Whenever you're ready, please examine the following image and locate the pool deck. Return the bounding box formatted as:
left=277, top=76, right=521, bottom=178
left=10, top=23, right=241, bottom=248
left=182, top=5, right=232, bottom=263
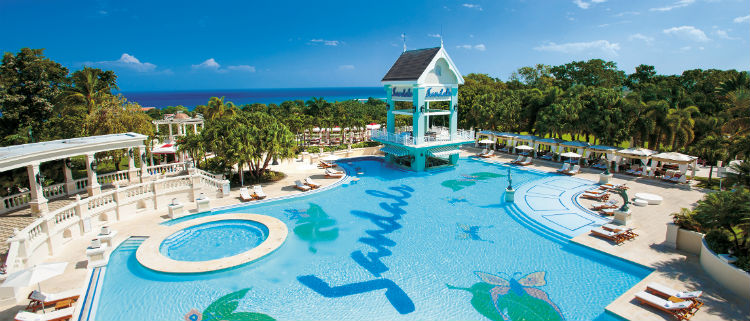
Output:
left=1, top=151, right=748, bottom=321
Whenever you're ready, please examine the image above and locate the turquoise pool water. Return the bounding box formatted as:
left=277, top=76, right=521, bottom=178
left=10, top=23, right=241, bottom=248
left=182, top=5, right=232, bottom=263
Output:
left=93, top=157, right=650, bottom=321
left=159, top=220, right=269, bottom=262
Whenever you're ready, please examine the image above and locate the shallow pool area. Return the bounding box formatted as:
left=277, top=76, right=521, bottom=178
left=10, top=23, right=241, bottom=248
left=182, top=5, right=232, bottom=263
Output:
left=91, top=157, right=651, bottom=321
left=159, top=219, right=268, bottom=262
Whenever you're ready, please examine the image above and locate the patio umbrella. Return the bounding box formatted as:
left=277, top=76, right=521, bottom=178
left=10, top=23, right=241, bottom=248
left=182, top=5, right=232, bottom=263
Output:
left=1, top=262, right=68, bottom=314
left=515, top=145, right=533, bottom=150
left=560, top=151, right=581, bottom=163
left=478, top=139, right=494, bottom=145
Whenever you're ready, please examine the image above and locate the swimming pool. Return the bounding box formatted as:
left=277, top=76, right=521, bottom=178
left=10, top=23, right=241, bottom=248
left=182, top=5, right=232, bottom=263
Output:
left=159, top=219, right=269, bottom=262
left=92, top=157, right=651, bottom=321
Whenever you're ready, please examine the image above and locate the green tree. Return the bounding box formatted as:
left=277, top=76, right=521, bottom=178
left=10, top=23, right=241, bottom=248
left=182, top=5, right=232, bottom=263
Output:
left=692, top=188, right=750, bottom=259
left=664, top=105, right=699, bottom=150
left=62, top=66, right=118, bottom=114
left=0, top=48, right=68, bottom=143
left=205, top=96, right=237, bottom=120
left=689, top=135, right=728, bottom=185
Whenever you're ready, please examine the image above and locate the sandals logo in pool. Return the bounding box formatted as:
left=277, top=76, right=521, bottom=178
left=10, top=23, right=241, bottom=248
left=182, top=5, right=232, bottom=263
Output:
left=442, top=172, right=504, bottom=191
left=448, top=271, right=564, bottom=321
left=184, top=288, right=274, bottom=321
left=285, top=203, right=339, bottom=253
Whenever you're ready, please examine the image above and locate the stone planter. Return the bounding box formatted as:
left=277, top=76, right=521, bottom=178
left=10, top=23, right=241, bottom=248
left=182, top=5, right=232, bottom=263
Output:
left=700, top=238, right=750, bottom=300
left=598, top=173, right=613, bottom=184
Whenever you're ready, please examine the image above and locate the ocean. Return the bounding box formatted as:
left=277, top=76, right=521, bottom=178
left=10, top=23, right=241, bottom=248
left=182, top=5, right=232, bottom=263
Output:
left=120, top=87, right=385, bottom=109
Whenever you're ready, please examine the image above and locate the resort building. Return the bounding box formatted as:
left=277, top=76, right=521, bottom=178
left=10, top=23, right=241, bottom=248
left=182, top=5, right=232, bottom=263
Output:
left=372, top=46, right=474, bottom=171
left=152, top=112, right=204, bottom=141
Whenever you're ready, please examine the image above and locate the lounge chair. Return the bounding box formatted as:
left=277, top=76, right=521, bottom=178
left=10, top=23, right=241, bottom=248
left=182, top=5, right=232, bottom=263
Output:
left=581, top=192, right=609, bottom=201
left=584, top=188, right=607, bottom=195
left=517, top=157, right=533, bottom=166
left=646, top=283, right=703, bottom=308
left=239, top=187, right=253, bottom=202
left=15, top=307, right=74, bottom=321
left=590, top=227, right=626, bottom=244
left=599, top=208, right=615, bottom=216
left=602, top=223, right=638, bottom=239
left=563, top=164, right=580, bottom=175
left=304, top=177, right=320, bottom=189
left=476, top=148, right=488, bottom=157
left=253, top=185, right=266, bottom=200
left=325, top=168, right=344, bottom=178
left=591, top=200, right=618, bottom=210
left=634, top=291, right=698, bottom=320
left=318, top=160, right=335, bottom=168
left=479, top=150, right=494, bottom=158
left=26, top=289, right=80, bottom=312
left=599, top=183, right=627, bottom=190
left=295, top=180, right=311, bottom=191
left=510, top=155, right=523, bottom=164
left=556, top=163, right=571, bottom=173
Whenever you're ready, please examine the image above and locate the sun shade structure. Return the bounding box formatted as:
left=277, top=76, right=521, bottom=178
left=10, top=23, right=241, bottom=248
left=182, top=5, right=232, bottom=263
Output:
left=372, top=44, right=473, bottom=171
left=428, top=146, right=460, bottom=157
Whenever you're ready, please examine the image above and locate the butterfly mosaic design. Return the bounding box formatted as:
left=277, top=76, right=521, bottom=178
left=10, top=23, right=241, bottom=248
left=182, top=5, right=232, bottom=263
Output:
left=456, top=223, right=494, bottom=243
left=284, top=208, right=310, bottom=220
left=448, top=271, right=565, bottom=321
left=185, top=288, right=275, bottom=321
left=442, top=172, right=505, bottom=191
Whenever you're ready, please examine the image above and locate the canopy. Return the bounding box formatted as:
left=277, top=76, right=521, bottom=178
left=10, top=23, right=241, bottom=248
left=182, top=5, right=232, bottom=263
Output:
left=152, top=143, right=177, bottom=154
left=380, top=145, right=409, bottom=157
left=365, top=124, right=381, bottom=130
left=477, top=139, right=494, bottom=144
left=514, top=135, right=538, bottom=143
left=560, top=151, right=581, bottom=158
left=535, top=138, right=565, bottom=146
left=332, top=127, right=341, bottom=132
left=428, top=146, right=459, bottom=157
left=588, top=145, right=618, bottom=152
left=515, top=145, right=534, bottom=150
left=616, top=148, right=656, bottom=159
left=560, top=141, right=590, bottom=148
left=650, top=152, right=695, bottom=164
left=495, top=132, right=519, bottom=138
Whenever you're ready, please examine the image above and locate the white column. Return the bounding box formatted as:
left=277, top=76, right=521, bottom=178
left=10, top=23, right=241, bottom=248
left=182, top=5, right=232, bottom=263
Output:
left=168, top=123, right=173, bottom=140
left=193, top=123, right=197, bottom=134
left=26, top=163, right=48, bottom=216
left=85, top=153, right=101, bottom=196
left=128, top=148, right=138, bottom=183
left=139, top=146, right=151, bottom=182
left=63, top=159, right=76, bottom=195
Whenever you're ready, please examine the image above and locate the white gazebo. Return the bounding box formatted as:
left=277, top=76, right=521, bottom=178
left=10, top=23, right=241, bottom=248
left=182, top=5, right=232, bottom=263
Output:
left=616, top=148, right=657, bottom=174
left=0, top=133, right=149, bottom=216
left=650, top=152, right=698, bottom=182
left=152, top=112, right=204, bottom=140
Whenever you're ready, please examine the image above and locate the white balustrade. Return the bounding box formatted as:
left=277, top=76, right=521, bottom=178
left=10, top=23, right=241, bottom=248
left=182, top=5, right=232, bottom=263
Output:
left=97, top=170, right=130, bottom=186
left=51, top=203, right=78, bottom=226
left=43, top=183, right=67, bottom=200
left=1, top=192, right=31, bottom=214
left=370, top=128, right=474, bottom=146
left=147, top=162, right=188, bottom=176
left=74, top=178, right=88, bottom=193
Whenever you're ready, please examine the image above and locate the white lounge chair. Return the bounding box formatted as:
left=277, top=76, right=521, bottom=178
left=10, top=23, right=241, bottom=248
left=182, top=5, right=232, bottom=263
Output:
left=646, top=283, right=703, bottom=302
left=15, top=307, right=75, bottom=321
left=563, top=164, right=580, bottom=175
left=517, top=157, right=533, bottom=166
left=634, top=291, right=698, bottom=320
left=295, top=180, right=311, bottom=191
left=325, top=168, right=344, bottom=178
left=479, top=150, right=494, bottom=158
left=239, top=187, right=253, bottom=201
left=305, top=177, right=320, bottom=189
left=556, top=163, right=571, bottom=173
left=476, top=148, right=488, bottom=157
left=590, top=227, right=626, bottom=244
left=511, top=155, right=523, bottom=164
left=253, top=185, right=266, bottom=199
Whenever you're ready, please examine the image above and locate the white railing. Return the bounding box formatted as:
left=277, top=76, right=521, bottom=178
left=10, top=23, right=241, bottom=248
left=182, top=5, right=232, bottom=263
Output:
left=97, top=170, right=130, bottom=186
left=43, top=183, right=67, bottom=200
left=5, top=170, right=230, bottom=281
left=74, top=178, right=88, bottom=193
left=195, top=168, right=223, bottom=180
left=146, top=162, right=188, bottom=176
left=370, top=128, right=475, bottom=146
left=1, top=193, right=31, bottom=214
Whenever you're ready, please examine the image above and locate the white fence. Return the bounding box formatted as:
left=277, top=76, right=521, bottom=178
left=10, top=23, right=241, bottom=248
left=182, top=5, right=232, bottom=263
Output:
left=1, top=169, right=228, bottom=278
left=370, top=128, right=474, bottom=146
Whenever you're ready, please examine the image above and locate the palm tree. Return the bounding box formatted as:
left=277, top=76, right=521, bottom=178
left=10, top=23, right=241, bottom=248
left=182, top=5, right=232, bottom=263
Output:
left=689, top=135, right=728, bottom=185
left=721, top=89, right=750, bottom=137
left=62, top=67, right=118, bottom=114
left=665, top=105, right=699, bottom=150
left=644, top=100, right=670, bottom=149
left=205, top=96, right=237, bottom=121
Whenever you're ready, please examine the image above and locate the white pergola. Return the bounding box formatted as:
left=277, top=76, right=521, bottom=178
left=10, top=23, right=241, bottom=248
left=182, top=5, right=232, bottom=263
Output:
left=0, top=133, right=149, bottom=216
left=152, top=113, right=204, bottom=140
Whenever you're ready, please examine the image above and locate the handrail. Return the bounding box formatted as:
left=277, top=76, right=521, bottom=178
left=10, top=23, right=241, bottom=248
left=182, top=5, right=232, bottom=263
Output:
left=43, top=183, right=67, bottom=200
left=146, top=162, right=188, bottom=176
left=370, top=128, right=474, bottom=146
left=97, top=170, right=130, bottom=186
left=0, top=192, right=31, bottom=214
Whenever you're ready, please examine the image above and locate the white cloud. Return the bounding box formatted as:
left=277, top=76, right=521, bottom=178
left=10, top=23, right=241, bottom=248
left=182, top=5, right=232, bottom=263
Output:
left=192, top=58, right=221, bottom=70
left=456, top=44, right=486, bottom=51
left=428, top=33, right=441, bottom=38
left=628, top=33, right=655, bottom=44
left=534, top=40, right=620, bottom=56
left=462, top=3, right=483, bottom=10
left=227, top=65, right=256, bottom=72
left=92, top=53, right=157, bottom=72
left=650, top=0, right=695, bottom=12
left=734, top=15, right=750, bottom=23
left=713, top=29, right=736, bottom=40
left=663, top=26, right=710, bottom=42
left=338, top=65, right=355, bottom=71
left=573, top=0, right=606, bottom=9
left=614, top=11, right=639, bottom=17
left=192, top=58, right=255, bottom=73
left=310, top=39, right=340, bottom=46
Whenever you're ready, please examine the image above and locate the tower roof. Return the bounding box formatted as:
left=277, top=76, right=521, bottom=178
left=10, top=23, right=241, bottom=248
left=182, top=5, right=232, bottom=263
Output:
left=381, top=47, right=441, bottom=81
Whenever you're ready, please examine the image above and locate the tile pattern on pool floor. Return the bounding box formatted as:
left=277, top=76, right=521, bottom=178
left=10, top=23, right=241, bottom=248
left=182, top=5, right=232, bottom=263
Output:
left=514, top=176, right=611, bottom=237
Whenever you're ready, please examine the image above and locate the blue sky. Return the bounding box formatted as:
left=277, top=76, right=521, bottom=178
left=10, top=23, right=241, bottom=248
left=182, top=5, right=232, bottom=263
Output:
left=1, top=0, right=748, bottom=91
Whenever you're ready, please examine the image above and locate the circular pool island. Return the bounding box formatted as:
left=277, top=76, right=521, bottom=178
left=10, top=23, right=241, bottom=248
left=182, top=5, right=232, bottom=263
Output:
left=136, top=214, right=287, bottom=273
